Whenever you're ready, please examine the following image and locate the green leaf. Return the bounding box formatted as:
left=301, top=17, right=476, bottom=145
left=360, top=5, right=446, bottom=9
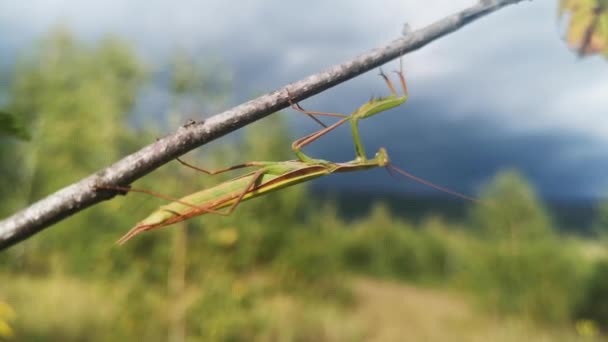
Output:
left=0, top=111, right=30, bottom=140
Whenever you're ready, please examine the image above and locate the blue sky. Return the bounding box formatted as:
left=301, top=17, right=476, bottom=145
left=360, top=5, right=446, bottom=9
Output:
left=1, top=0, right=607, bottom=199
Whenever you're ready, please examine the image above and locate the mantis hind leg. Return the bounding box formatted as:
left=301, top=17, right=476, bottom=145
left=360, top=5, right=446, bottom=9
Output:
left=116, top=201, right=237, bottom=245
left=202, top=167, right=268, bottom=217
left=113, top=168, right=269, bottom=244
left=96, top=185, right=236, bottom=244
left=175, top=159, right=275, bottom=175
left=116, top=223, right=157, bottom=245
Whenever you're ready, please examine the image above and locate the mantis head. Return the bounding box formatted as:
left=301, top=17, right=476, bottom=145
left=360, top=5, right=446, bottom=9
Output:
left=374, top=147, right=390, bottom=167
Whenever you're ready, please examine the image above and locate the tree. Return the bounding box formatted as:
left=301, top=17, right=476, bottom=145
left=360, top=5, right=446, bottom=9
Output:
left=471, top=170, right=551, bottom=241
left=467, top=171, right=582, bottom=323
left=0, top=111, right=29, bottom=140
left=1, top=27, right=145, bottom=272
left=593, top=200, right=608, bottom=239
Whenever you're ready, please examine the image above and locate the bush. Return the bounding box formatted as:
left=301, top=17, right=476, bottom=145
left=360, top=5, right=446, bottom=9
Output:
left=273, top=227, right=348, bottom=301
left=465, top=171, right=584, bottom=323
left=187, top=274, right=267, bottom=341
left=575, top=259, right=608, bottom=331
left=341, top=204, right=451, bottom=283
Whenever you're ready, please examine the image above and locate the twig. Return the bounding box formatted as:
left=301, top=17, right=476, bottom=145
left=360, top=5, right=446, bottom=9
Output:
left=0, top=0, right=531, bottom=250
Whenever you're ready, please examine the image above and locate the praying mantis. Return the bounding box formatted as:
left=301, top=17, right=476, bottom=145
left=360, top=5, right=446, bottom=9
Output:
left=100, top=62, right=478, bottom=244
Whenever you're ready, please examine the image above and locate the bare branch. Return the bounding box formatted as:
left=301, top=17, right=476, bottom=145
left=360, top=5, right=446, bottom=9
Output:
left=0, top=0, right=532, bottom=250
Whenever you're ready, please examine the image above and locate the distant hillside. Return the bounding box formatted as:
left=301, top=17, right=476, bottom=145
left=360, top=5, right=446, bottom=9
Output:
left=312, top=189, right=597, bottom=234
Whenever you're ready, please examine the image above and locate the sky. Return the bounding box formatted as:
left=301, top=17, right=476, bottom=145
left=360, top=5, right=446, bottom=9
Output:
left=1, top=0, right=607, bottom=200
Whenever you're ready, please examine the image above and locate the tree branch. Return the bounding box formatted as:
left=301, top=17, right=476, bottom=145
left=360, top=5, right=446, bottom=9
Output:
left=0, top=0, right=531, bottom=250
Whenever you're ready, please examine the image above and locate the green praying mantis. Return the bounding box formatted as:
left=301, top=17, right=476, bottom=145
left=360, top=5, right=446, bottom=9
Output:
left=100, top=62, right=478, bottom=244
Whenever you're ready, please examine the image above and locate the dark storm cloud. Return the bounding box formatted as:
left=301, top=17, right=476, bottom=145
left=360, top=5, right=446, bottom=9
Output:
left=295, top=87, right=608, bottom=200
left=1, top=0, right=607, bottom=199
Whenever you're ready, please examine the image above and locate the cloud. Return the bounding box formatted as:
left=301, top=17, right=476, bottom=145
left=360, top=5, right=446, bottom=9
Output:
left=1, top=0, right=607, bottom=198
left=305, top=98, right=608, bottom=199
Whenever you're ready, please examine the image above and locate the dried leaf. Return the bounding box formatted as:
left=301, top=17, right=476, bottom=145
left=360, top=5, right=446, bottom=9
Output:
left=560, top=0, right=608, bottom=57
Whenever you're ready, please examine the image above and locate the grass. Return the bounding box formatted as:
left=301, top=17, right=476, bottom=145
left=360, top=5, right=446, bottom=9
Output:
left=351, top=278, right=594, bottom=342
left=0, top=272, right=599, bottom=341
left=0, top=273, right=122, bottom=341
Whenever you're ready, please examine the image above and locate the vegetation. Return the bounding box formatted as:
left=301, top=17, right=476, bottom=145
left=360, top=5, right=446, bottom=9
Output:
left=1, top=28, right=607, bottom=341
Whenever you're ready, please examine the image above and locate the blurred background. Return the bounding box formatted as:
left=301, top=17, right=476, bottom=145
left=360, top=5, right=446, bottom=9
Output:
left=1, top=0, right=608, bottom=340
